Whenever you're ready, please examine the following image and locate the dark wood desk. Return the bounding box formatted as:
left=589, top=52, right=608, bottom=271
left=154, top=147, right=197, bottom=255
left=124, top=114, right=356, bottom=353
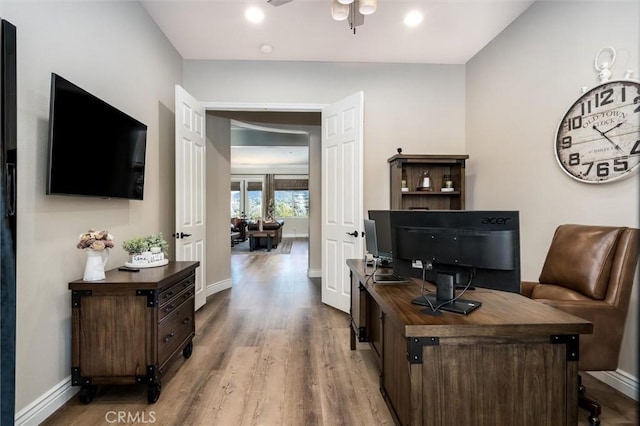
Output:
left=347, top=259, right=593, bottom=426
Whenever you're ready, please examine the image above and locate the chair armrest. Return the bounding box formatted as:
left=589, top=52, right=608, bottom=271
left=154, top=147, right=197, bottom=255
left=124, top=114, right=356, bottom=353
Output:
left=536, top=298, right=617, bottom=324
left=536, top=299, right=625, bottom=370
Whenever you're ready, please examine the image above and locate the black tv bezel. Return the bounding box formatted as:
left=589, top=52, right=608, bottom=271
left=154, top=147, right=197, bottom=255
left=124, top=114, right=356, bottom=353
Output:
left=46, top=73, right=147, bottom=200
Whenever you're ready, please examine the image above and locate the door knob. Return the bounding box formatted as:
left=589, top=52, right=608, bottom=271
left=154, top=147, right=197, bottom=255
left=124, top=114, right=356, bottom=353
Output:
left=172, top=232, right=192, bottom=239
left=346, top=230, right=359, bottom=237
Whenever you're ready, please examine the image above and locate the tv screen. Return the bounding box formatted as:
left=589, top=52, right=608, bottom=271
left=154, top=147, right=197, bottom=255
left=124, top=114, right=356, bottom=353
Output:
left=46, top=73, right=147, bottom=200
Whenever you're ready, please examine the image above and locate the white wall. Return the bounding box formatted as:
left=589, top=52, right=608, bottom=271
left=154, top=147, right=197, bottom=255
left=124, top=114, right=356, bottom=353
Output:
left=466, top=0, right=639, bottom=391
left=3, top=1, right=182, bottom=418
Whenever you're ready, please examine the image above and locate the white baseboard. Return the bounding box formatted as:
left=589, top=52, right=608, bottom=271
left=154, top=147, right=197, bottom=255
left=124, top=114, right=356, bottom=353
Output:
left=588, top=369, right=639, bottom=401
left=206, top=278, right=231, bottom=297
left=15, top=376, right=76, bottom=426
left=308, top=268, right=321, bottom=278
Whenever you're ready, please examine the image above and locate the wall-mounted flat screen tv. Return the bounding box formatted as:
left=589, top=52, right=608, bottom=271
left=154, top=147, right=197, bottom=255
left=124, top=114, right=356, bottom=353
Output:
left=46, top=73, right=147, bottom=200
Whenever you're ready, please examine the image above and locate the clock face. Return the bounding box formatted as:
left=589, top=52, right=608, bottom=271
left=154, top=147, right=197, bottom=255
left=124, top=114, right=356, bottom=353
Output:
left=555, top=80, right=640, bottom=183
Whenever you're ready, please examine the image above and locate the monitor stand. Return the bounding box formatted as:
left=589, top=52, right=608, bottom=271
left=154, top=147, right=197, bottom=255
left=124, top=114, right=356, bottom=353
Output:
left=378, top=258, right=393, bottom=268
left=411, top=294, right=482, bottom=315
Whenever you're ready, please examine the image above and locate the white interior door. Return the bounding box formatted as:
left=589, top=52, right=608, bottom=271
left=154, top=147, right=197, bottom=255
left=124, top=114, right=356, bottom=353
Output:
left=321, top=92, right=364, bottom=313
left=175, top=85, right=206, bottom=311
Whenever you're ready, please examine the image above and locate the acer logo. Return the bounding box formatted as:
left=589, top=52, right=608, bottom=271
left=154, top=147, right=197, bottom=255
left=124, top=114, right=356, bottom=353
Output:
left=481, top=217, right=511, bottom=225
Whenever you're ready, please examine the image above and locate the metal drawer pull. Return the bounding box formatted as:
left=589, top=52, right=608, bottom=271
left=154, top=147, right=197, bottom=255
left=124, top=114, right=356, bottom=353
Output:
left=182, top=316, right=192, bottom=324
left=164, top=304, right=175, bottom=313
left=164, top=291, right=175, bottom=298
left=164, top=333, right=175, bottom=343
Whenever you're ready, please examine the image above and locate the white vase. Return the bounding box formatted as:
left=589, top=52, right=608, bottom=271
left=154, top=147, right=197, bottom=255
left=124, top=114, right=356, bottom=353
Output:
left=83, top=249, right=109, bottom=281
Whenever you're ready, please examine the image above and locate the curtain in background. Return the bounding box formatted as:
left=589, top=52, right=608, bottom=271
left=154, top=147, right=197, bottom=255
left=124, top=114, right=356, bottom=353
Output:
left=274, top=178, right=309, bottom=190
left=264, top=174, right=275, bottom=218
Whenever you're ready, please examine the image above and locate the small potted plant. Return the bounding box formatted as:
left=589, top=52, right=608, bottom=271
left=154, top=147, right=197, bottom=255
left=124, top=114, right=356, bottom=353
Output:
left=145, top=233, right=169, bottom=254
left=122, top=236, right=149, bottom=256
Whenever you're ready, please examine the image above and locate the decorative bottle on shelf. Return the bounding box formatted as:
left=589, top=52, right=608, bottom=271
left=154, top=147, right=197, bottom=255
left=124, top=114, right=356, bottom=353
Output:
left=442, top=174, right=454, bottom=192
left=420, top=170, right=432, bottom=191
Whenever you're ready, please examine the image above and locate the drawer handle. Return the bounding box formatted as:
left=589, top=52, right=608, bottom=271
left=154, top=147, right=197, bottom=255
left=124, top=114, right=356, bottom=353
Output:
left=182, top=316, right=192, bottom=324
left=184, top=292, right=192, bottom=299
left=164, top=332, right=175, bottom=343
left=164, top=304, right=175, bottom=313
left=164, top=291, right=175, bottom=298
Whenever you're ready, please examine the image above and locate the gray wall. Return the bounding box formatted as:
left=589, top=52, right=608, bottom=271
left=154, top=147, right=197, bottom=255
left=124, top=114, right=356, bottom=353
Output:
left=3, top=0, right=182, bottom=416
left=184, top=61, right=467, bottom=277
left=206, top=115, right=232, bottom=288
left=466, top=1, right=639, bottom=384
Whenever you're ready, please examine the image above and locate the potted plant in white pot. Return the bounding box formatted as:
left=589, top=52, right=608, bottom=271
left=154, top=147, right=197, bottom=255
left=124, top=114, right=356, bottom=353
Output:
left=145, top=233, right=169, bottom=255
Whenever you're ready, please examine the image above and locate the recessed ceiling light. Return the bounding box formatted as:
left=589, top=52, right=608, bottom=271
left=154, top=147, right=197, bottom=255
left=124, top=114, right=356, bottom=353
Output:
left=260, top=44, right=273, bottom=54
left=404, top=11, right=424, bottom=27
left=245, top=7, right=264, bottom=23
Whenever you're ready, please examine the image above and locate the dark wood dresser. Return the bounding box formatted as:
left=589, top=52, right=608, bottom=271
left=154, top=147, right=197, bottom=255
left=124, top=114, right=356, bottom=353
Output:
left=68, top=261, right=199, bottom=403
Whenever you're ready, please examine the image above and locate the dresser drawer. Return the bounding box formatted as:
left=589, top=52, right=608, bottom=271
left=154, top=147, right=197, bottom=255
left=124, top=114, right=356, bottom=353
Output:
left=158, top=272, right=195, bottom=308
left=158, top=296, right=194, bottom=363
left=158, top=284, right=194, bottom=322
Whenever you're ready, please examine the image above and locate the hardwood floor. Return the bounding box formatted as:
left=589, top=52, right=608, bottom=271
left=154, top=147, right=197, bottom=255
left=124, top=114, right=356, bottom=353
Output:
left=42, top=238, right=638, bottom=425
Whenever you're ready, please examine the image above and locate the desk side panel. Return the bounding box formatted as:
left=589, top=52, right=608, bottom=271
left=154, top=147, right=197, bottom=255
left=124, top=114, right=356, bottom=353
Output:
left=382, top=319, right=412, bottom=425
left=421, top=341, right=566, bottom=426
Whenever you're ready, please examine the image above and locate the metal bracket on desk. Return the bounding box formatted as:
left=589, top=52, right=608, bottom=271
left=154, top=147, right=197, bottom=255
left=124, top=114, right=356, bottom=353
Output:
left=136, top=289, right=158, bottom=307
left=71, top=290, right=92, bottom=308
left=407, top=336, right=439, bottom=364
left=71, top=367, right=91, bottom=386
left=358, top=326, right=367, bottom=342
left=136, top=365, right=159, bottom=384
left=359, top=282, right=366, bottom=291
left=551, top=334, right=579, bottom=361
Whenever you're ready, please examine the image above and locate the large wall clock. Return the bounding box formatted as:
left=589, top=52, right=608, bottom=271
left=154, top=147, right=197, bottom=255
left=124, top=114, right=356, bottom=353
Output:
left=555, top=79, right=640, bottom=183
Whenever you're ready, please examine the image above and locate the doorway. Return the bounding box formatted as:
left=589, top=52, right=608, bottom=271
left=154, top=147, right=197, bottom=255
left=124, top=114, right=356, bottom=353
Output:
left=207, top=109, right=321, bottom=277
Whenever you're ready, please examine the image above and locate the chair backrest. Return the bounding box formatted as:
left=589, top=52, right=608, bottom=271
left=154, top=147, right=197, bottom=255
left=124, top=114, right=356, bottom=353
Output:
left=538, top=225, right=631, bottom=300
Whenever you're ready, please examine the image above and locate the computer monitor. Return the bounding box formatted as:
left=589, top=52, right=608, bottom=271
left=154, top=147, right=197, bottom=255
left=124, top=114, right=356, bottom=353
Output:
left=389, top=210, right=521, bottom=314
left=368, top=210, right=393, bottom=262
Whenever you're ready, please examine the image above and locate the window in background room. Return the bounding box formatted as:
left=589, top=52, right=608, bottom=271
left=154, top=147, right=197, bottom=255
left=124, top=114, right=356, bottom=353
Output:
left=246, top=180, right=263, bottom=218
left=274, top=176, right=309, bottom=218
left=230, top=180, right=241, bottom=217
left=230, top=177, right=264, bottom=219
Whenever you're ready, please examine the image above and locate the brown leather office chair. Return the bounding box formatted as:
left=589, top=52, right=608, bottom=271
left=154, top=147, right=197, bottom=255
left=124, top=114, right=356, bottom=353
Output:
left=521, top=224, right=639, bottom=426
